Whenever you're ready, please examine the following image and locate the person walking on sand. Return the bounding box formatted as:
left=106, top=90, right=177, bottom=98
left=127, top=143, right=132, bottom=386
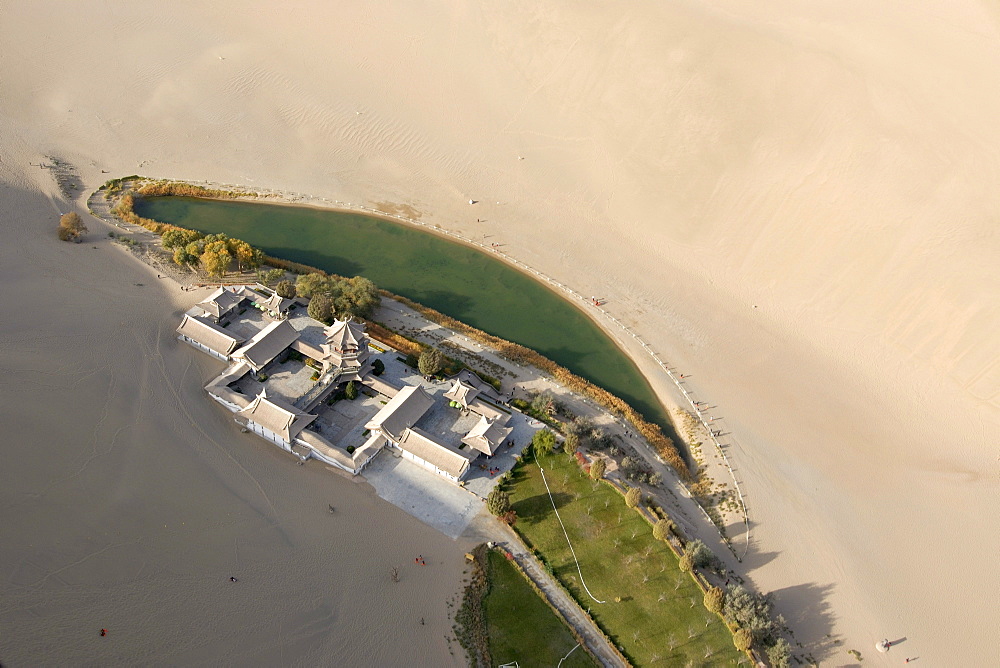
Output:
left=100, top=629, right=107, bottom=637
left=230, top=576, right=238, bottom=582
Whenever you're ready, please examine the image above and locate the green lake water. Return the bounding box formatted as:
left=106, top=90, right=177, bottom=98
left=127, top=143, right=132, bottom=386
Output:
left=136, top=197, right=672, bottom=432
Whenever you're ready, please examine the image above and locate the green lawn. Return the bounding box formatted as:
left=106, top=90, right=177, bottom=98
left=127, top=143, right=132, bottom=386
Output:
left=484, top=549, right=598, bottom=668
left=507, top=450, right=745, bottom=667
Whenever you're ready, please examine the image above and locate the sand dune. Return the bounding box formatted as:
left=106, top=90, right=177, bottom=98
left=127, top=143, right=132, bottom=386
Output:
left=2, top=0, right=998, bottom=663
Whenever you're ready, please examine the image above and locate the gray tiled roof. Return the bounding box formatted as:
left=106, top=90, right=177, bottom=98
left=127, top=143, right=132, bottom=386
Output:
left=176, top=314, right=244, bottom=356
left=236, top=390, right=316, bottom=442
left=462, top=414, right=513, bottom=456
left=364, top=385, right=434, bottom=442
left=398, top=428, right=471, bottom=479
left=232, top=319, right=299, bottom=371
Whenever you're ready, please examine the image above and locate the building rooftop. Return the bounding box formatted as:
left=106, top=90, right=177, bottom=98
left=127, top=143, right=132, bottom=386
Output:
left=232, top=318, right=300, bottom=371
left=398, top=427, right=474, bottom=479
left=462, top=414, right=513, bottom=456
left=235, top=390, right=316, bottom=442
left=365, top=385, right=435, bottom=442
left=177, top=314, right=245, bottom=356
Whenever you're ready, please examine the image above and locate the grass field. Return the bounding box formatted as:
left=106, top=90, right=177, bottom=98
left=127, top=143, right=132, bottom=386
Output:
left=506, top=449, right=745, bottom=666
left=484, top=549, right=598, bottom=668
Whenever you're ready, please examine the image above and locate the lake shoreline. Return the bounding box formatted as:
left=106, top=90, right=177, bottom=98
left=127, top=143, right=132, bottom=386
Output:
left=119, top=181, right=697, bottom=463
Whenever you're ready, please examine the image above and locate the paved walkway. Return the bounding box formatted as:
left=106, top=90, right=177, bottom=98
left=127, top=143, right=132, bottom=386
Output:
left=487, top=521, right=627, bottom=668
left=375, top=298, right=740, bottom=562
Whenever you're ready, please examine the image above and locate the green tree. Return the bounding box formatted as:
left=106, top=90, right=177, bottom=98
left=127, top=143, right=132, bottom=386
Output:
left=418, top=348, right=444, bottom=376
left=344, top=380, right=358, bottom=400
left=296, top=272, right=330, bottom=298
left=257, top=267, right=285, bottom=285
left=766, top=638, right=791, bottom=668
left=161, top=228, right=201, bottom=249
left=174, top=242, right=202, bottom=270
left=530, top=391, right=555, bottom=416
left=652, top=518, right=674, bottom=542
left=274, top=279, right=296, bottom=298
left=733, top=628, right=753, bottom=652
left=589, top=457, right=606, bottom=480
left=563, top=432, right=579, bottom=458
left=57, top=212, right=87, bottom=242
left=372, top=359, right=385, bottom=376
left=532, top=429, right=556, bottom=456
left=704, top=586, right=725, bottom=614
left=624, top=486, right=641, bottom=508
left=308, top=293, right=334, bottom=324
left=486, top=488, right=511, bottom=517
left=339, top=276, right=380, bottom=318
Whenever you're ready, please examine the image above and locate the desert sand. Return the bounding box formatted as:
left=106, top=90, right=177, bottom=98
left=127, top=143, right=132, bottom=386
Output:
left=1, top=0, right=998, bottom=664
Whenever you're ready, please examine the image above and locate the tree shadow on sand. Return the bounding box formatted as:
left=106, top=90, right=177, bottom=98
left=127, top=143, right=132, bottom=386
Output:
left=770, top=581, right=842, bottom=664
left=737, top=525, right=780, bottom=571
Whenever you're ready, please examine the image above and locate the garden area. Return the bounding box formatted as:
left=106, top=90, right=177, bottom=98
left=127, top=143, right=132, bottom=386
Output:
left=505, top=449, right=745, bottom=666
left=483, top=549, right=597, bottom=668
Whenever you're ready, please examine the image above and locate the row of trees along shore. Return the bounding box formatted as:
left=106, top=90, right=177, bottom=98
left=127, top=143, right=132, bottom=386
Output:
left=106, top=178, right=689, bottom=479
left=489, top=438, right=791, bottom=666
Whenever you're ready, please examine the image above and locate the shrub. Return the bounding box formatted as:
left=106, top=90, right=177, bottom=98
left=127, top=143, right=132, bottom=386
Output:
left=310, top=372, right=320, bottom=381
left=767, top=638, right=791, bottom=667
left=486, top=488, right=511, bottom=517
left=723, top=584, right=778, bottom=646
left=346, top=445, right=356, bottom=454
left=624, top=486, right=641, bottom=508
left=685, top=539, right=722, bottom=572
left=679, top=553, right=694, bottom=573
left=345, top=380, right=358, bottom=400
left=704, top=586, right=725, bottom=614
left=589, top=457, right=606, bottom=480
left=733, top=628, right=753, bottom=652
left=57, top=212, right=87, bottom=242
left=652, top=518, right=673, bottom=542
left=372, top=358, right=385, bottom=376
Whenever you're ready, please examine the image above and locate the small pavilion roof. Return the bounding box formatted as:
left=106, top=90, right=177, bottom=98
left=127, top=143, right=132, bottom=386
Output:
left=236, top=390, right=316, bottom=442
left=176, top=314, right=244, bottom=356
left=197, top=287, right=243, bottom=319
left=444, top=378, right=480, bottom=408
left=324, top=319, right=367, bottom=351
left=364, top=385, right=434, bottom=442
left=261, top=291, right=294, bottom=314
left=462, top=415, right=513, bottom=456
left=232, top=319, right=299, bottom=371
